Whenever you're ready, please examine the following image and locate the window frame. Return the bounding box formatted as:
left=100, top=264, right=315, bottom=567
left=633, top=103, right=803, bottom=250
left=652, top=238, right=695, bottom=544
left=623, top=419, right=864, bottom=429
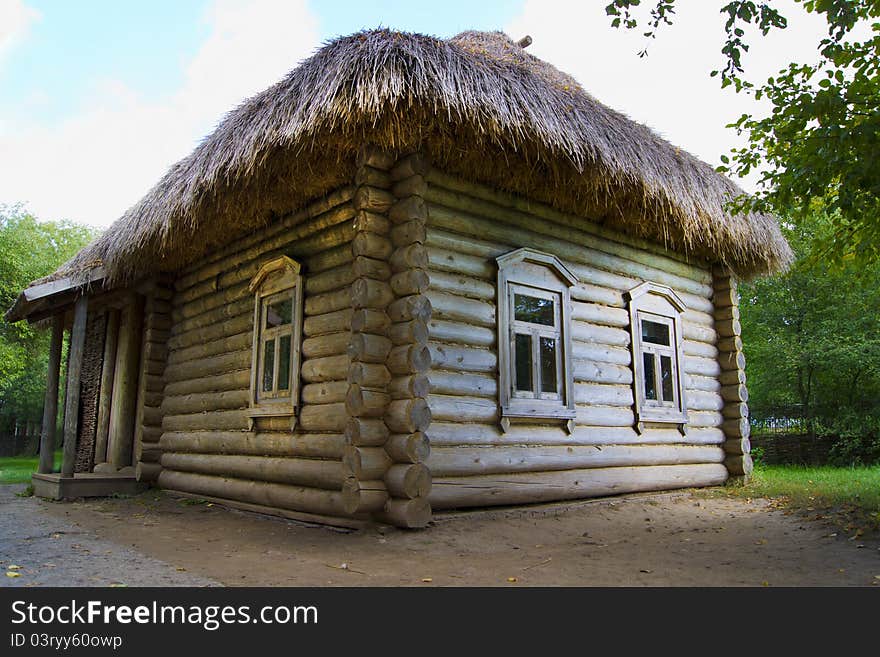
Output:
left=248, top=256, right=304, bottom=428
left=626, top=281, right=688, bottom=431
left=497, top=248, right=577, bottom=433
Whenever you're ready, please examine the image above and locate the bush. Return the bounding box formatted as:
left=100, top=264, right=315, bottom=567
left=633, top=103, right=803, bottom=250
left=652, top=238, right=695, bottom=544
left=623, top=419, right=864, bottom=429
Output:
left=818, top=413, right=880, bottom=467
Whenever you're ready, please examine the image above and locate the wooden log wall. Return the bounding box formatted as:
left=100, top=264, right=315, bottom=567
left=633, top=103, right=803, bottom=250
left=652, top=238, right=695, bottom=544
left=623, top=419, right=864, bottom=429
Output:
left=341, top=147, right=395, bottom=521
left=134, top=279, right=173, bottom=484
left=712, top=268, right=753, bottom=481
left=422, top=169, right=729, bottom=509
left=157, top=186, right=358, bottom=524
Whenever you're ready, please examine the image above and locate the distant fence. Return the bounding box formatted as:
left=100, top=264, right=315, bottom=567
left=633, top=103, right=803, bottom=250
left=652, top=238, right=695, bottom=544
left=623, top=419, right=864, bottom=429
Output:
left=0, top=420, right=41, bottom=458
left=749, top=432, right=833, bottom=465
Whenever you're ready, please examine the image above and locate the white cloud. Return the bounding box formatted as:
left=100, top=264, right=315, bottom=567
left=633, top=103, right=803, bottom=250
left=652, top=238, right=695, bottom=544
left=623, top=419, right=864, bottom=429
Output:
left=505, top=0, right=829, bottom=190
left=0, top=0, right=319, bottom=227
left=0, top=0, right=39, bottom=67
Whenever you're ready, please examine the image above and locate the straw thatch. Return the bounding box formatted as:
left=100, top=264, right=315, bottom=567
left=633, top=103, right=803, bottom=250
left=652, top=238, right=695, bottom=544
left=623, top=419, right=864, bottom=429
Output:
left=51, top=29, right=792, bottom=286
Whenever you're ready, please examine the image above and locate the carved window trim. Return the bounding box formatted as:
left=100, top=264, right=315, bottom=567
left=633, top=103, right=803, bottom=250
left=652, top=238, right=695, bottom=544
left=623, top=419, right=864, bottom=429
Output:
left=248, top=256, right=304, bottom=428
left=626, top=281, right=688, bottom=432
left=497, top=248, right=577, bottom=433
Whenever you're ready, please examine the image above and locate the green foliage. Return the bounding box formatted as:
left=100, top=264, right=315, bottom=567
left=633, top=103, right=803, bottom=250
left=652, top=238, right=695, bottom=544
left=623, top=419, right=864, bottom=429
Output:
left=0, top=205, right=98, bottom=428
left=606, top=0, right=880, bottom=264
left=739, top=211, right=880, bottom=464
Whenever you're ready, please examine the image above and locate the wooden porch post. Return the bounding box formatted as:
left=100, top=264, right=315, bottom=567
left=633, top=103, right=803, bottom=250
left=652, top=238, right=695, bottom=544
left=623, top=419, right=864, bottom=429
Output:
left=93, top=308, right=119, bottom=465
left=60, top=296, right=88, bottom=477
left=38, top=315, right=64, bottom=473
left=108, top=295, right=144, bottom=469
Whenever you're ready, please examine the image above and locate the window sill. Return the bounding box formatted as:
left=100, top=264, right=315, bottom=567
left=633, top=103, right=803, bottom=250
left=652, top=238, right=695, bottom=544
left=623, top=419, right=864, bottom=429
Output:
left=246, top=405, right=297, bottom=430
left=500, top=404, right=576, bottom=434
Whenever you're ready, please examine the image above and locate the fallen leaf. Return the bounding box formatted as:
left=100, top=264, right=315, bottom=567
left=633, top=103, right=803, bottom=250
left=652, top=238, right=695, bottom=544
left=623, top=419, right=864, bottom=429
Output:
left=176, top=567, right=187, bottom=572
left=507, top=577, right=517, bottom=583
left=6, top=572, right=21, bottom=578
left=421, top=578, right=433, bottom=583
left=761, top=581, right=769, bottom=587
left=639, top=569, right=653, bottom=574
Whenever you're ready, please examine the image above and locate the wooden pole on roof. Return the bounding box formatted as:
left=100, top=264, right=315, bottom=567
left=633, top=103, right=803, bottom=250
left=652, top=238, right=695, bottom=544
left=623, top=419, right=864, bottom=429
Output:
left=37, top=314, right=63, bottom=473
left=60, top=296, right=88, bottom=477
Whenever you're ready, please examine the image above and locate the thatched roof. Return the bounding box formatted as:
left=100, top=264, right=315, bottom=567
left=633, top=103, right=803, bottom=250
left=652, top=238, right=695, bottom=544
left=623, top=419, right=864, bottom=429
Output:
left=43, top=29, right=793, bottom=289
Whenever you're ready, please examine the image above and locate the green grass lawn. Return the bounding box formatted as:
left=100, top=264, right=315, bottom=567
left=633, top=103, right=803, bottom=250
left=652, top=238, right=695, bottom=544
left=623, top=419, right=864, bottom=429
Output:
left=730, top=464, right=880, bottom=533
left=0, top=452, right=61, bottom=484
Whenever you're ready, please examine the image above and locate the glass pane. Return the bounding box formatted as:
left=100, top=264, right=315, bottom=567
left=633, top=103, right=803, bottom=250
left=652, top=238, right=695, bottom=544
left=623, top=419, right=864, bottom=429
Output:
left=278, top=335, right=292, bottom=391
left=660, top=355, right=675, bottom=402
left=643, top=352, right=657, bottom=400
left=540, top=337, right=558, bottom=394
left=514, top=294, right=555, bottom=326
left=262, top=339, right=275, bottom=392
left=514, top=333, right=533, bottom=392
left=641, top=319, right=670, bottom=346
left=266, top=298, right=293, bottom=328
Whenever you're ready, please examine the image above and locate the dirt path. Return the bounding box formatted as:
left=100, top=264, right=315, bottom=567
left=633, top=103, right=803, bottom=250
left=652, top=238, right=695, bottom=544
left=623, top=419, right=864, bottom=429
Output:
left=2, top=483, right=878, bottom=586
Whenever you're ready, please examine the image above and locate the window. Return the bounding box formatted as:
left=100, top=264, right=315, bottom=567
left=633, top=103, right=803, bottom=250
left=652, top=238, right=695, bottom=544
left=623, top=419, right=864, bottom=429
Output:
left=248, top=256, right=304, bottom=427
left=497, top=248, right=577, bottom=432
left=626, top=282, right=688, bottom=430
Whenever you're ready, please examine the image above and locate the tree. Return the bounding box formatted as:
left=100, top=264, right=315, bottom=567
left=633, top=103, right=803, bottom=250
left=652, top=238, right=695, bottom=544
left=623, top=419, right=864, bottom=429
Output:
left=606, top=1, right=880, bottom=264
left=739, top=210, right=880, bottom=464
left=0, top=205, right=98, bottom=429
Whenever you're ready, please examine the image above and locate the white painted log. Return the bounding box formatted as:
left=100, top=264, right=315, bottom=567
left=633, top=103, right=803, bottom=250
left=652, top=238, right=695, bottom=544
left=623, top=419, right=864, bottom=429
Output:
left=683, top=339, right=718, bottom=359
left=574, top=383, right=633, bottom=406
left=426, top=421, right=724, bottom=447
left=684, top=356, right=722, bottom=378
left=686, top=390, right=725, bottom=412
left=428, top=269, right=494, bottom=300
left=427, top=444, right=725, bottom=477
left=573, top=360, right=633, bottom=385
left=429, top=463, right=728, bottom=509
left=687, top=410, right=724, bottom=428
left=572, top=342, right=631, bottom=366
left=428, top=371, right=497, bottom=398
left=686, top=374, right=721, bottom=393
left=429, top=394, right=499, bottom=423
left=426, top=290, right=494, bottom=327
left=158, top=469, right=347, bottom=517
left=428, top=319, right=494, bottom=347
left=575, top=405, right=635, bottom=427
left=426, top=245, right=495, bottom=279
left=428, top=343, right=496, bottom=373
left=570, top=321, right=629, bottom=347
left=571, top=301, right=629, bottom=327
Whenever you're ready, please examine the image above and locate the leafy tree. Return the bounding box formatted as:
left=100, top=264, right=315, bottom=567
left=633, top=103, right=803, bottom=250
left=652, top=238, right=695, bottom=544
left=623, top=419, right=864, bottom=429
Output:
left=606, top=0, right=880, bottom=264
left=739, top=211, right=880, bottom=464
left=0, top=205, right=98, bottom=430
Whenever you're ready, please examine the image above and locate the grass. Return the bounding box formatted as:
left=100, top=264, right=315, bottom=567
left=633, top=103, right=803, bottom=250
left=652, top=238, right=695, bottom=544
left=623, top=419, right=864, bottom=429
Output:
left=726, top=463, right=880, bottom=533
left=0, top=452, right=61, bottom=484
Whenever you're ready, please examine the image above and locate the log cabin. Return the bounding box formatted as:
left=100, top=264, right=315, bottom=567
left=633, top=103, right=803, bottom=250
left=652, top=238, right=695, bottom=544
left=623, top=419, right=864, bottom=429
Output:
left=5, top=30, right=791, bottom=528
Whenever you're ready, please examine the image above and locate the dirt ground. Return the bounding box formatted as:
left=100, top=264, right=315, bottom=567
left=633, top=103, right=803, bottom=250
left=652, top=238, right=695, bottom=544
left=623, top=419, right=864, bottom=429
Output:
left=2, top=483, right=878, bottom=587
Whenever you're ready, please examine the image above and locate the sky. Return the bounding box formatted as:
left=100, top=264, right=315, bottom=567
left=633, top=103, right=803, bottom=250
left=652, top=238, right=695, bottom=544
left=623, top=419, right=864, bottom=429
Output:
left=0, top=0, right=830, bottom=229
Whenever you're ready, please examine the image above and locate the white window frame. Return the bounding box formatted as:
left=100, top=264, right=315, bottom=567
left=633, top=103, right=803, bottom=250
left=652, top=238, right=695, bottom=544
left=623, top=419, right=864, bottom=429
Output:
left=248, top=256, right=304, bottom=429
left=626, top=281, right=688, bottom=432
left=497, top=248, right=577, bottom=433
